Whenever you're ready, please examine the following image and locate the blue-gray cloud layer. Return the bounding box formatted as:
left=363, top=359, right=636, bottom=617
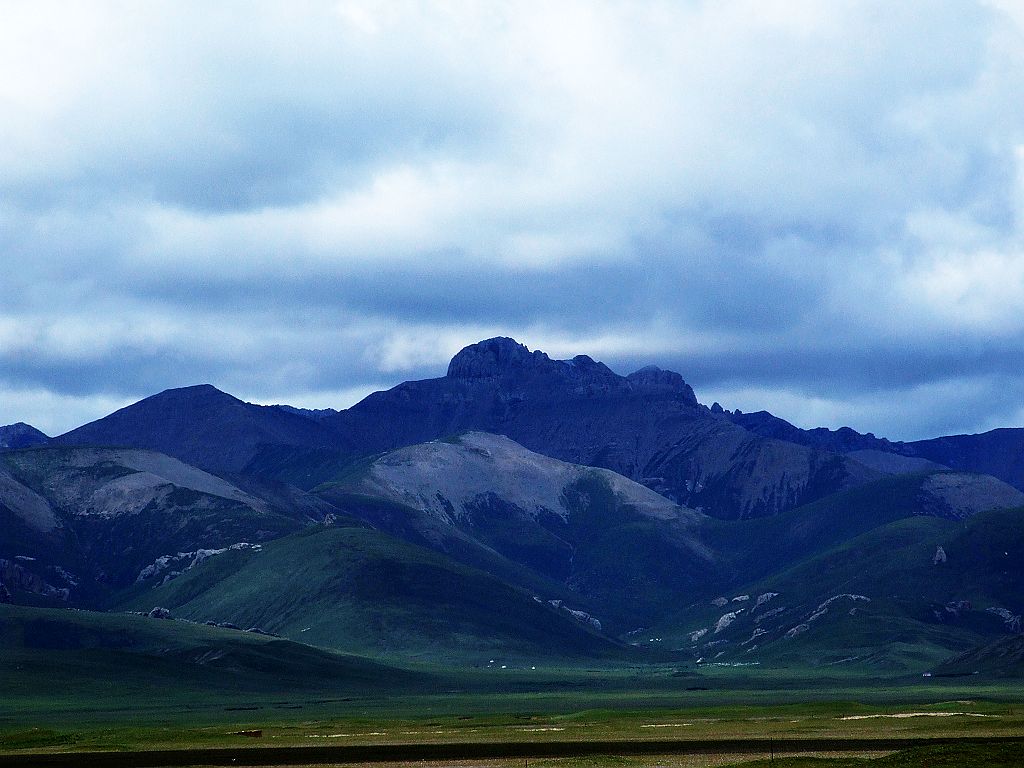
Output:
left=2, top=1, right=1024, bottom=439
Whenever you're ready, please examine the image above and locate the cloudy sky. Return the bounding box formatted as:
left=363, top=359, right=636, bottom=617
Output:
left=3, top=1, right=1024, bottom=440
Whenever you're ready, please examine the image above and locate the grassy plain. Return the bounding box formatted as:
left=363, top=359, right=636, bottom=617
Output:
left=1, top=604, right=1022, bottom=766
left=3, top=662, right=1023, bottom=753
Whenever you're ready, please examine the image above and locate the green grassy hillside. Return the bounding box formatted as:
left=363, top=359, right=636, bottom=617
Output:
left=660, top=506, right=1024, bottom=670
left=118, top=524, right=626, bottom=663
left=933, top=633, right=1024, bottom=677
left=701, top=471, right=1022, bottom=588
left=0, top=603, right=429, bottom=717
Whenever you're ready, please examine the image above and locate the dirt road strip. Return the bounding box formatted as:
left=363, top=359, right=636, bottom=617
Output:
left=1, top=736, right=1023, bottom=767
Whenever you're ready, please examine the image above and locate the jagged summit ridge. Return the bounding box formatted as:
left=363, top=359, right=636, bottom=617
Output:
left=446, top=337, right=550, bottom=379
left=626, top=365, right=696, bottom=401
left=446, top=337, right=697, bottom=402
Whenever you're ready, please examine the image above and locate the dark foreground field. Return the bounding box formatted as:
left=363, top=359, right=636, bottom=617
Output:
left=0, top=738, right=1022, bottom=768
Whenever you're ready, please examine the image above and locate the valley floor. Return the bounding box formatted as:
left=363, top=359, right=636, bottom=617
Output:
left=2, top=674, right=1023, bottom=765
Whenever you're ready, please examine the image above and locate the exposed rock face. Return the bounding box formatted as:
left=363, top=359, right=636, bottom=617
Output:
left=743, top=627, right=767, bottom=645
left=755, top=606, right=786, bottom=624
left=136, top=543, right=262, bottom=584
left=917, top=473, right=1024, bottom=519
left=0, top=447, right=300, bottom=593
left=0, top=559, right=68, bottom=601
left=447, top=337, right=552, bottom=380
left=786, top=623, right=810, bottom=638
left=0, top=467, right=58, bottom=532
left=986, top=607, right=1022, bottom=633
left=0, top=582, right=11, bottom=603
left=147, top=606, right=172, bottom=619
left=328, top=431, right=714, bottom=628
left=941, top=600, right=972, bottom=620
left=715, top=609, right=744, bottom=633
left=625, top=366, right=698, bottom=402
left=933, top=546, right=947, bottom=565
left=357, top=432, right=694, bottom=527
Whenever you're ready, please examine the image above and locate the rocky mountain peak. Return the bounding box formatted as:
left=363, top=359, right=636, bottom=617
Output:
left=626, top=365, right=698, bottom=404
left=445, top=338, right=698, bottom=404
left=446, top=337, right=550, bottom=380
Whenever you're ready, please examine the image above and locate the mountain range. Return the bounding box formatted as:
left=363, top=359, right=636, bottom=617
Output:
left=2, top=337, right=1022, bottom=672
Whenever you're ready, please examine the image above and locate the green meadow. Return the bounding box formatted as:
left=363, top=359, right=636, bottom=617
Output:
left=2, top=604, right=1022, bottom=766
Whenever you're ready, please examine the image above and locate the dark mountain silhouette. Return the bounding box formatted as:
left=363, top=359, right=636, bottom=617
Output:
left=52, top=339, right=882, bottom=519
left=0, top=423, right=50, bottom=450
left=42, top=338, right=1024, bottom=520
left=55, top=385, right=345, bottom=473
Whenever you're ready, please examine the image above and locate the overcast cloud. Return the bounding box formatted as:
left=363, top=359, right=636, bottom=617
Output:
left=2, top=0, right=1024, bottom=439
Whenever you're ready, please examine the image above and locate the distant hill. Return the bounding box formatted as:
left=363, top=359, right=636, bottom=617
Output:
left=0, top=423, right=50, bottom=450
left=44, top=341, right=889, bottom=521
left=272, top=404, right=341, bottom=421
left=0, top=603, right=428, bottom=701
left=933, top=633, right=1024, bottom=677
left=6, top=336, right=1024, bottom=674
left=655, top=484, right=1024, bottom=670
left=55, top=384, right=346, bottom=474
left=728, top=410, right=1024, bottom=491
left=120, top=524, right=625, bottom=663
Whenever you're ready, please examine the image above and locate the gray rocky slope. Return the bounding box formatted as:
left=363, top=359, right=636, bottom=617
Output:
left=728, top=409, right=1024, bottom=491
left=0, top=446, right=315, bottom=602
left=323, top=431, right=1024, bottom=633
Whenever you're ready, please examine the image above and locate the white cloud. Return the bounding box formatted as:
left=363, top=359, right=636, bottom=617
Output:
left=0, top=386, right=133, bottom=437
left=2, top=1, right=1024, bottom=439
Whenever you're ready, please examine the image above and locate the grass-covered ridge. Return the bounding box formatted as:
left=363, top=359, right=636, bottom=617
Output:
left=117, top=524, right=624, bottom=662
